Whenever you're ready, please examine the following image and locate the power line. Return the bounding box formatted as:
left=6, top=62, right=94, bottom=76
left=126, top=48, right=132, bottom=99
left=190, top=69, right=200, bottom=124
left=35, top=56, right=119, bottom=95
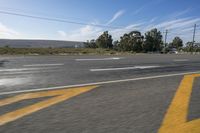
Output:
left=0, top=6, right=92, bottom=22
left=0, top=10, right=123, bottom=29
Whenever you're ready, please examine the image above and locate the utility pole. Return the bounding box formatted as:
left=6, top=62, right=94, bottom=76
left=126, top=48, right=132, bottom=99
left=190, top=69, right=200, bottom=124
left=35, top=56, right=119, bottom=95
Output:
left=164, top=30, right=168, bottom=48
left=192, top=24, right=197, bottom=54
left=163, top=30, right=168, bottom=53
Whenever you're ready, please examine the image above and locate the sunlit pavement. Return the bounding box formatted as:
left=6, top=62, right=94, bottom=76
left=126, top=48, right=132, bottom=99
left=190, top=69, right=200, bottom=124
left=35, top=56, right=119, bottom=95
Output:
left=0, top=55, right=200, bottom=133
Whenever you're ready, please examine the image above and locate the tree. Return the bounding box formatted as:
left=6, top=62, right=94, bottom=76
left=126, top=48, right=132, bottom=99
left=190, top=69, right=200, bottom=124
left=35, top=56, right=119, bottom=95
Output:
left=96, top=31, right=113, bottom=49
left=118, top=33, right=132, bottom=51
left=185, top=42, right=193, bottom=52
left=144, top=28, right=163, bottom=52
left=118, top=31, right=144, bottom=52
left=172, top=37, right=183, bottom=49
left=84, top=39, right=97, bottom=48
left=113, top=40, right=120, bottom=51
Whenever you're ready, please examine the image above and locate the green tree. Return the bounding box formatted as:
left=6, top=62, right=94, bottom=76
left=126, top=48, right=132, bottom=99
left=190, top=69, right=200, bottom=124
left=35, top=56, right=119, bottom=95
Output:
left=118, top=31, right=143, bottom=52
left=113, top=40, right=120, bottom=51
left=185, top=42, right=193, bottom=52
left=84, top=39, right=97, bottom=48
left=172, top=36, right=183, bottom=49
left=118, top=33, right=131, bottom=51
left=144, top=28, right=163, bottom=52
left=96, top=31, right=113, bottom=49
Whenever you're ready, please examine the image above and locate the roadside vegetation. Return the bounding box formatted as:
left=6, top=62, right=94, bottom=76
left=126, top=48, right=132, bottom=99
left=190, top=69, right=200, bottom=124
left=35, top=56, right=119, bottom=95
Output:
left=85, top=28, right=200, bottom=53
left=0, top=47, right=131, bottom=55
left=0, top=28, right=199, bottom=55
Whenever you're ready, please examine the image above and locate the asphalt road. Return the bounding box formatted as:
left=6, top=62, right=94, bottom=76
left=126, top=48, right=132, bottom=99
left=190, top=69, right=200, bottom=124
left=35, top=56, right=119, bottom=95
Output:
left=0, top=54, right=200, bottom=133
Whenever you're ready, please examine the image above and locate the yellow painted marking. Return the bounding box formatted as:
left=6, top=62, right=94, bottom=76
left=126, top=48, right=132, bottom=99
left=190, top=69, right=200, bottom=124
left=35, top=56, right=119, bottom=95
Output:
left=0, top=86, right=97, bottom=126
left=158, top=74, right=200, bottom=133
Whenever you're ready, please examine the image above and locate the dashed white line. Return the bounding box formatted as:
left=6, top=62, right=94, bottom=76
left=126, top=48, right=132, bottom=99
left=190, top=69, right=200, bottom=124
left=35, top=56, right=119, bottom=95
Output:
left=0, top=67, right=57, bottom=74
left=1, top=70, right=199, bottom=96
left=0, top=68, right=42, bottom=72
left=173, top=59, right=189, bottom=62
left=76, top=57, right=121, bottom=61
left=90, top=66, right=160, bottom=72
left=0, top=70, right=57, bottom=75
left=23, top=64, right=64, bottom=67
left=0, top=77, right=32, bottom=86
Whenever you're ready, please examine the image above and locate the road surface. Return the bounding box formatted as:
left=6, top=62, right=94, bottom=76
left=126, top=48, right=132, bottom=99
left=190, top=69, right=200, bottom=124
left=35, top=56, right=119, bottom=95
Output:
left=0, top=54, right=199, bottom=133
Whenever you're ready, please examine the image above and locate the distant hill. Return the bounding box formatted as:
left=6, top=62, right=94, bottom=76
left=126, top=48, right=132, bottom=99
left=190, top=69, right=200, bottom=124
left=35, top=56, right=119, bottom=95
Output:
left=0, top=39, right=85, bottom=48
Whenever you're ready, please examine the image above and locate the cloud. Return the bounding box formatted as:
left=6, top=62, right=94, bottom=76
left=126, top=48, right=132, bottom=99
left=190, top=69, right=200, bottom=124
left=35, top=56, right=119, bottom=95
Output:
left=57, top=22, right=144, bottom=42
left=109, top=23, right=143, bottom=40
left=169, top=8, right=191, bottom=19
left=145, top=18, right=191, bottom=30
left=57, top=15, right=200, bottom=44
left=106, top=10, right=125, bottom=25
left=132, top=7, right=145, bottom=15
left=143, top=17, right=200, bottom=43
left=0, top=22, right=20, bottom=38
left=57, top=30, right=67, bottom=37
left=59, top=21, right=103, bottom=41
left=132, top=0, right=166, bottom=16
left=150, top=17, right=157, bottom=23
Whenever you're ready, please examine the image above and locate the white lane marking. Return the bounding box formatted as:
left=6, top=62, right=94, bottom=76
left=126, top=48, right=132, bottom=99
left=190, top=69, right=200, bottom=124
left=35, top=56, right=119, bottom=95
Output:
left=90, top=66, right=160, bottom=72
left=173, top=59, right=189, bottom=62
left=0, top=68, right=43, bottom=72
left=76, top=57, right=121, bottom=61
left=0, top=70, right=200, bottom=96
left=0, top=77, right=32, bottom=86
left=23, top=64, right=64, bottom=67
left=0, top=70, right=57, bottom=75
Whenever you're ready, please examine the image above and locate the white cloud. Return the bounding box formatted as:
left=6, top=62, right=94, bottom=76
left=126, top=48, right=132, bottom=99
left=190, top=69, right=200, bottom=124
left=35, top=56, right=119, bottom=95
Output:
left=150, top=17, right=157, bottom=23
left=60, top=23, right=103, bottom=41
left=106, top=10, right=125, bottom=25
left=147, top=18, right=190, bottom=30
left=109, top=23, right=143, bottom=40
left=143, top=17, right=200, bottom=43
left=131, top=0, right=166, bottom=16
left=132, top=7, right=144, bottom=15
left=58, top=22, right=143, bottom=42
left=168, top=18, right=200, bottom=29
left=57, top=16, right=200, bottom=43
left=147, top=17, right=199, bottom=32
left=57, top=30, right=67, bottom=37
left=0, top=22, right=20, bottom=38
left=169, top=8, right=191, bottom=19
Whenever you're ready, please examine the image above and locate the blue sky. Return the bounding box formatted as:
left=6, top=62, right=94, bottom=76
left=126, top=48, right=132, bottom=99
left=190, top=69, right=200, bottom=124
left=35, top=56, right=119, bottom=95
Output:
left=0, top=0, right=199, bottom=43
